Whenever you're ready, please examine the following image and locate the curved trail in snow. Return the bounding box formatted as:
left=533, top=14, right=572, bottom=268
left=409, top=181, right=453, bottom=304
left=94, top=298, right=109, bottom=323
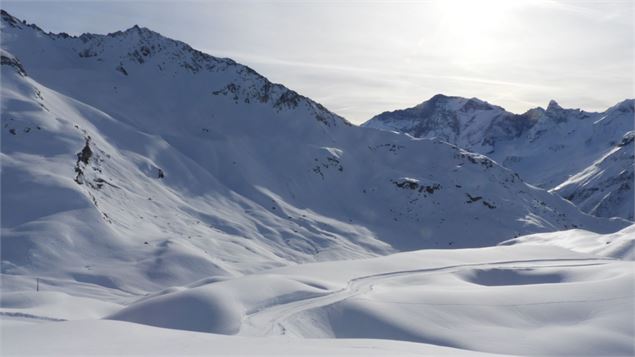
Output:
left=238, top=257, right=612, bottom=337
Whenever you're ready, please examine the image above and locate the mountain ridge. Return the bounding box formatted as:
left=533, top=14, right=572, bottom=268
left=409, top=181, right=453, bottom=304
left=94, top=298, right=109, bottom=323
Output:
left=1, top=10, right=628, bottom=294
left=0, top=9, right=350, bottom=131
left=363, top=94, right=634, bottom=220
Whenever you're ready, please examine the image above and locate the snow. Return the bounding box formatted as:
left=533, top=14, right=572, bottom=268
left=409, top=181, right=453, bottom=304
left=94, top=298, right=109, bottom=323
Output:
left=1, top=10, right=633, bottom=356
left=2, top=238, right=633, bottom=356
left=552, top=131, right=634, bottom=221
left=2, top=320, right=499, bottom=356
left=363, top=95, right=635, bottom=221
left=502, top=224, right=635, bottom=260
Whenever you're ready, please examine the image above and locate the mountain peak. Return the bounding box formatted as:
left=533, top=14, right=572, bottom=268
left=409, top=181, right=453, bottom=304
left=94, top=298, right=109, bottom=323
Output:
left=418, top=94, right=463, bottom=109
left=1, top=9, right=20, bottom=25
left=413, top=93, right=452, bottom=108
left=1, top=9, right=44, bottom=33
left=547, top=100, right=563, bottom=112
left=429, top=93, right=450, bottom=101
left=123, top=24, right=158, bottom=37
left=99, top=24, right=163, bottom=42
left=420, top=94, right=496, bottom=113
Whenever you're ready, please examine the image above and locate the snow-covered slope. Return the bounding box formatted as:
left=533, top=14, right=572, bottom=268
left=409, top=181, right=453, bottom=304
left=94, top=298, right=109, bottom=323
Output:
left=501, top=224, right=635, bottom=260
left=2, top=320, right=497, bottom=356
left=363, top=95, right=635, bottom=220
left=553, top=131, right=634, bottom=221
left=1, top=10, right=628, bottom=293
left=3, top=229, right=633, bottom=356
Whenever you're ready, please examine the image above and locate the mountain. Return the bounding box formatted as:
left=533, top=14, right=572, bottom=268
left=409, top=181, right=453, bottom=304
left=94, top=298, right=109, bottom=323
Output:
left=1, top=11, right=633, bottom=356
left=363, top=94, right=635, bottom=220
left=363, top=94, right=513, bottom=151
left=553, top=131, right=634, bottom=221
left=0, top=10, right=627, bottom=294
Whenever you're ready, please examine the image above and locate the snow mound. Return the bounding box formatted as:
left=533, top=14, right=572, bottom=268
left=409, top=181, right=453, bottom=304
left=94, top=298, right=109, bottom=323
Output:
left=3, top=231, right=633, bottom=356
left=107, top=273, right=334, bottom=334
left=501, top=224, right=635, bottom=260
left=108, top=287, right=243, bottom=334
left=263, top=244, right=634, bottom=355
left=98, top=241, right=635, bottom=356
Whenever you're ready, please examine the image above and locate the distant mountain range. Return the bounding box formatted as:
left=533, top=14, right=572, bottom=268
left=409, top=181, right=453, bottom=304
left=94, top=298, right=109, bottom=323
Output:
left=1, top=10, right=627, bottom=291
left=364, top=94, right=634, bottom=221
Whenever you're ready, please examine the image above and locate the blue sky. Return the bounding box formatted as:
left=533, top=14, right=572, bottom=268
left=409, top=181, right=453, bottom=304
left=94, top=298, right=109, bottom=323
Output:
left=3, top=0, right=633, bottom=123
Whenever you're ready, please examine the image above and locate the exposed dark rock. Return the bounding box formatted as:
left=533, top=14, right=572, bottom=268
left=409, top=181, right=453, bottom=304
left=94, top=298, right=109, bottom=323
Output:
left=393, top=178, right=441, bottom=195
left=273, top=90, right=301, bottom=110
left=116, top=64, right=128, bottom=76
left=466, top=193, right=482, bottom=203
left=77, top=138, right=93, bottom=164
left=74, top=137, right=93, bottom=184
left=482, top=200, right=496, bottom=209
left=1, top=55, right=27, bottom=76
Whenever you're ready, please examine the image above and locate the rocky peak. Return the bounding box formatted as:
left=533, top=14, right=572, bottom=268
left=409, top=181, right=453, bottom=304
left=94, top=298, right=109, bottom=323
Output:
left=1, top=9, right=44, bottom=33
left=0, top=9, right=20, bottom=27
left=543, top=99, right=589, bottom=122
left=546, top=100, right=563, bottom=112
left=107, top=24, right=162, bottom=40
left=1, top=10, right=347, bottom=129
left=429, top=93, right=450, bottom=103
left=419, top=94, right=496, bottom=113
left=462, top=98, right=496, bottom=112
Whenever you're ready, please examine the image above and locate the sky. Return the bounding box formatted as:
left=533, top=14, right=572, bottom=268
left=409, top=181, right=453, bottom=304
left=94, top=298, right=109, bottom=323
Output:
left=3, top=0, right=633, bottom=124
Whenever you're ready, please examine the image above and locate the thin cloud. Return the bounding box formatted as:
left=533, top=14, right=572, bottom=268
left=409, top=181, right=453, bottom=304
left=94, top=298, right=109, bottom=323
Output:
left=4, top=0, right=631, bottom=123
left=206, top=49, right=555, bottom=90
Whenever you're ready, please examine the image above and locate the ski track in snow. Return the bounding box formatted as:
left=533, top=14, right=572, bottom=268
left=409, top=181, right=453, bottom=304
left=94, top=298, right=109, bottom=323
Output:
left=239, top=257, right=615, bottom=337
left=0, top=312, right=67, bottom=322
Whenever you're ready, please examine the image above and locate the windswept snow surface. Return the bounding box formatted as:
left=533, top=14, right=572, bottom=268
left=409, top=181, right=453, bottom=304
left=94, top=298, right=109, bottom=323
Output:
left=2, top=232, right=634, bottom=356
left=2, top=320, right=500, bottom=356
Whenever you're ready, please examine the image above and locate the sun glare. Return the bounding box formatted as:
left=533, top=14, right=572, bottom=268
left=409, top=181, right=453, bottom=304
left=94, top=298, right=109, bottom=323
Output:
left=432, top=0, right=527, bottom=65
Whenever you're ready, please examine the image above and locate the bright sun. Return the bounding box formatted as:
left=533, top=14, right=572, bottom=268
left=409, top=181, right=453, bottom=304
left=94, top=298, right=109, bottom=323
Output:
left=432, top=0, right=527, bottom=65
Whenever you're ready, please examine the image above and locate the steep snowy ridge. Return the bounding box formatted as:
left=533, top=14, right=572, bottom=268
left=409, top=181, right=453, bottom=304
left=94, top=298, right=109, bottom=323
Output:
left=0, top=10, right=347, bottom=131
left=553, top=131, right=634, bottom=221
left=364, top=94, right=635, bottom=220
